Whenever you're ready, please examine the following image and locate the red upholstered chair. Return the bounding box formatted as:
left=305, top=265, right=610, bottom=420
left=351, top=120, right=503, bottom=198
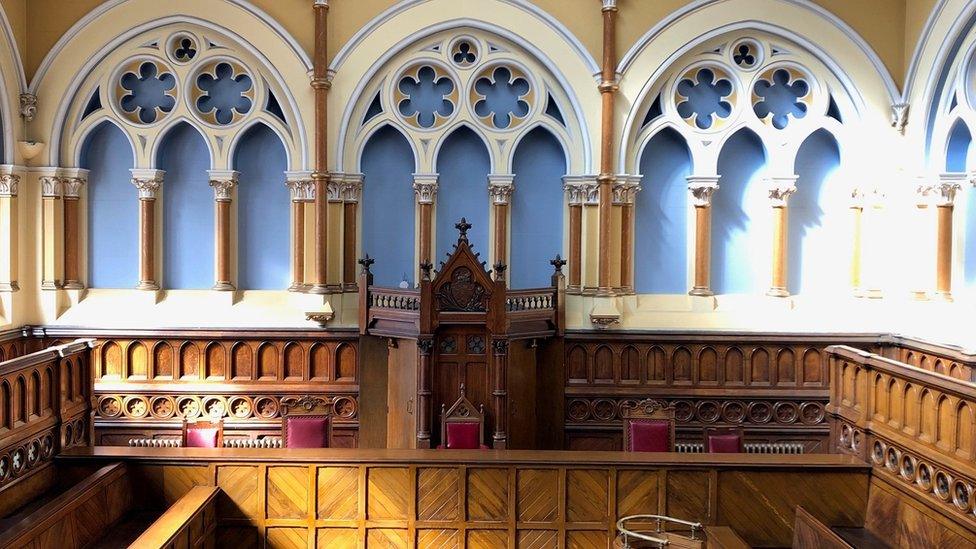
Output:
left=621, top=399, right=675, bottom=452
left=438, top=384, right=488, bottom=450
left=182, top=420, right=223, bottom=448
left=704, top=427, right=745, bottom=453
left=281, top=396, right=332, bottom=449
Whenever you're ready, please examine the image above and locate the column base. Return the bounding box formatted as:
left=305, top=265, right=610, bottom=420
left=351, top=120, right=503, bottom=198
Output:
left=934, top=290, right=954, bottom=302
left=41, top=280, right=60, bottom=290
left=689, top=286, right=713, bottom=297
left=766, top=287, right=790, bottom=298
left=136, top=281, right=160, bottom=291
left=62, top=280, right=84, bottom=290
left=306, top=283, right=331, bottom=295
left=212, top=282, right=236, bottom=291
left=0, top=282, right=19, bottom=292
left=595, top=287, right=616, bottom=297
left=288, top=283, right=308, bottom=292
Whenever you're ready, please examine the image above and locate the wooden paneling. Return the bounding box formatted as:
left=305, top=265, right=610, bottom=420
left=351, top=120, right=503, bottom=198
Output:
left=129, top=486, right=218, bottom=549
left=59, top=446, right=870, bottom=548
left=877, top=335, right=976, bottom=382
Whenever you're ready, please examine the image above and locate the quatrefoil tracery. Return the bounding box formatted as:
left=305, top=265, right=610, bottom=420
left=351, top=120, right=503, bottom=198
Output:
left=394, top=64, right=458, bottom=130
left=752, top=67, right=812, bottom=129
left=192, top=59, right=255, bottom=126
left=115, top=59, right=177, bottom=125
left=471, top=64, right=534, bottom=130
left=674, top=66, right=736, bottom=131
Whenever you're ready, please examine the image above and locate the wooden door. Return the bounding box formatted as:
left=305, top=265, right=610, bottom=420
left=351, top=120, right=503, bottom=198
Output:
left=432, top=326, right=491, bottom=447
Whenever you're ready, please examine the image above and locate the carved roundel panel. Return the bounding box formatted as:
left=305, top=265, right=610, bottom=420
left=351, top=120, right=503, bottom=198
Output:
left=673, top=65, right=737, bottom=131
left=470, top=64, right=535, bottom=131
left=167, top=32, right=199, bottom=65
left=113, top=57, right=177, bottom=125
left=189, top=58, right=255, bottom=127
left=729, top=38, right=763, bottom=71
left=449, top=36, right=480, bottom=69
left=394, top=62, right=458, bottom=130
left=751, top=65, right=813, bottom=129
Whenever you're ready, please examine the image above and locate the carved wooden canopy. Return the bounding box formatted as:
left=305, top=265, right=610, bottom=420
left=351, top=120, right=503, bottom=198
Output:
left=431, top=218, right=496, bottom=314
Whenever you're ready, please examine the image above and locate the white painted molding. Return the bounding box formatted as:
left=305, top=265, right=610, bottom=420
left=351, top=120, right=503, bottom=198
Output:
left=0, top=3, right=27, bottom=92
left=903, top=0, right=952, bottom=102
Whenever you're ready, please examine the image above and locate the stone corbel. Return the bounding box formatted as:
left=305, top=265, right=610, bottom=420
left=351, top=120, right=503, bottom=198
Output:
left=413, top=173, right=439, bottom=204
left=19, top=93, right=36, bottom=122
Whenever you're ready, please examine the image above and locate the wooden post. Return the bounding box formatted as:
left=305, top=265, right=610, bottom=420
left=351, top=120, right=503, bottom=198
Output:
left=416, top=337, right=433, bottom=449
left=0, top=167, right=21, bottom=292
left=934, top=174, right=964, bottom=301
left=130, top=169, right=164, bottom=290
left=491, top=338, right=509, bottom=449
left=563, top=177, right=587, bottom=292
left=614, top=176, right=640, bottom=293
left=766, top=176, right=797, bottom=298
left=596, top=0, right=618, bottom=296
left=688, top=176, right=719, bottom=296
left=414, top=174, right=438, bottom=268
left=286, top=171, right=314, bottom=291
left=308, top=0, right=331, bottom=294
left=489, top=175, right=514, bottom=269
left=342, top=174, right=363, bottom=291
left=60, top=169, right=87, bottom=290
left=208, top=170, right=238, bottom=291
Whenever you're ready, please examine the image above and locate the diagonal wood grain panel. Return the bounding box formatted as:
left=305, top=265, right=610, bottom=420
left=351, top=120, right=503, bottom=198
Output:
left=367, top=528, right=409, bottom=548
left=566, top=530, right=608, bottom=549
left=418, top=467, right=460, bottom=521
left=467, top=468, right=509, bottom=522
left=467, top=529, right=509, bottom=549
left=162, top=465, right=210, bottom=506
left=567, top=469, right=609, bottom=523
left=616, top=470, right=658, bottom=518
left=217, top=465, right=259, bottom=520
left=367, top=467, right=410, bottom=520
left=217, top=527, right=259, bottom=549
left=517, top=530, right=558, bottom=549
left=268, top=466, right=309, bottom=519
left=316, top=528, right=359, bottom=548
left=666, top=471, right=709, bottom=524
left=417, top=529, right=460, bottom=549
left=318, top=466, right=360, bottom=520
left=266, top=527, right=308, bottom=549
left=517, top=469, right=558, bottom=523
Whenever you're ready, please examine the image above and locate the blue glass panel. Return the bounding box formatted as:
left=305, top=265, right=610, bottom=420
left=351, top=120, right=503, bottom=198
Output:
left=946, top=120, right=972, bottom=172
left=713, top=129, right=767, bottom=294
left=81, top=122, right=137, bottom=288
left=82, top=89, right=102, bottom=120
left=435, top=127, right=490, bottom=265
left=966, top=188, right=976, bottom=287
left=234, top=124, right=289, bottom=290
left=789, top=129, right=843, bottom=294
left=362, top=125, right=416, bottom=286
left=511, top=127, right=566, bottom=288
left=158, top=123, right=213, bottom=289
left=635, top=127, right=691, bottom=293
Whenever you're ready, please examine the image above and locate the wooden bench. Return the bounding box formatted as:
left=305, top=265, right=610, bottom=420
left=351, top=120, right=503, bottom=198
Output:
left=128, top=486, right=219, bottom=549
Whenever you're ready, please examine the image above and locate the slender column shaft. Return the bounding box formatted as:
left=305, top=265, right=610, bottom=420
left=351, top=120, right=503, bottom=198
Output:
left=39, top=173, right=63, bottom=290
left=491, top=339, right=508, bottom=449
left=308, top=0, right=331, bottom=294
left=766, top=177, right=797, bottom=298
left=286, top=173, right=313, bottom=291
left=489, top=175, right=514, bottom=268
left=132, top=170, right=163, bottom=290
left=209, top=171, right=238, bottom=291
left=0, top=169, right=20, bottom=292
left=613, top=177, right=639, bottom=293
left=417, top=338, right=433, bottom=449
left=688, top=176, right=718, bottom=296
left=60, top=170, right=86, bottom=289
left=568, top=204, right=582, bottom=289
left=934, top=176, right=964, bottom=300
left=596, top=1, right=618, bottom=295
left=343, top=202, right=357, bottom=287
left=850, top=191, right=864, bottom=296
left=414, top=174, right=438, bottom=269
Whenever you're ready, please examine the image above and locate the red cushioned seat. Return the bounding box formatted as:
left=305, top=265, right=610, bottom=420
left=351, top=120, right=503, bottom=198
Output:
left=706, top=432, right=744, bottom=453
left=445, top=421, right=481, bottom=449
left=185, top=427, right=219, bottom=448
left=628, top=419, right=670, bottom=452
left=285, top=416, right=330, bottom=448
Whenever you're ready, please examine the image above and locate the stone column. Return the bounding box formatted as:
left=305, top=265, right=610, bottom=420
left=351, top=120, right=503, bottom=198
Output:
left=614, top=175, right=641, bottom=293
left=488, top=174, right=514, bottom=268
left=596, top=0, right=619, bottom=297
left=60, top=169, right=88, bottom=290
left=130, top=169, right=164, bottom=290
left=766, top=176, right=798, bottom=297
left=308, top=0, right=331, bottom=295
left=38, top=169, right=63, bottom=290
left=413, top=174, right=438, bottom=267
left=563, top=176, right=599, bottom=293
left=341, top=174, right=363, bottom=291
left=935, top=173, right=965, bottom=300
left=688, top=175, right=720, bottom=296
left=0, top=166, right=21, bottom=292
left=208, top=170, right=238, bottom=291
left=285, top=171, right=314, bottom=291
left=849, top=189, right=865, bottom=297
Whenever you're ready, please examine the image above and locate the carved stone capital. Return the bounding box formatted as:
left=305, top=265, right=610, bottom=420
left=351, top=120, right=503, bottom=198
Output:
left=601, top=0, right=618, bottom=11
left=0, top=166, right=22, bottom=197
left=60, top=168, right=89, bottom=198
left=766, top=176, right=798, bottom=207
left=341, top=173, right=364, bottom=203
left=19, top=93, right=36, bottom=122
left=488, top=174, right=515, bottom=205
left=37, top=169, right=62, bottom=198
left=326, top=178, right=344, bottom=202
left=686, top=175, right=720, bottom=207
left=130, top=168, right=165, bottom=199
left=935, top=173, right=967, bottom=206
left=563, top=175, right=599, bottom=205
left=208, top=170, right=239, bottom=201
left=285, top=171, right=315, bottom=202
left=413, top=173, right=439, bottom=204
left=612, top=175, right=642, bottom=205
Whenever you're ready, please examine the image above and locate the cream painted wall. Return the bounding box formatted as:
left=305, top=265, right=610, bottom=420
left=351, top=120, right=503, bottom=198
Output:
left=904, top=0, right=939, bottom=80
left=0, top=0, right=24, bottom=66
left=18, top=0, right=910, bottom=87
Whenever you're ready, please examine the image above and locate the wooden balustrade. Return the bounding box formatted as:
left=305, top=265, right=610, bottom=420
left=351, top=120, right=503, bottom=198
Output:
left=876, top=334, right=976, bottom=382
left=0, top=338, right=93, bottom=498
left=827, top=344, right=976, bottom=534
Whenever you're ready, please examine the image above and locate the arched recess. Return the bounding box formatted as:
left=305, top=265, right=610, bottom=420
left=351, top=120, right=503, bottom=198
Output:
left=635, top=126, right=691, bottom=293
left=511, top=126, right=566, bottom=288
left=157, top=122, right=212, bottom=289
left=790, top=128, right=845, bottom=295
left=81, top=121, right=138, bottom=288
left=435, top=127, right=490, bottom=263
left=713, top=128, right=768, bottom=294
left=361, top=125, right=416, bottom=287
left=233, top=123, right=289, bottom=290
left=946, top=119, right=972, bottom=172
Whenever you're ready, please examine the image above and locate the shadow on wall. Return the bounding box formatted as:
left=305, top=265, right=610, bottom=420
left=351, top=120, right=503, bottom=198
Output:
left=511, top=126, right=565, bottom=288
left=635, top=127, right=691, bottom=294
left=713, top=128, right=767, bottom=294
left=362, top=125, right=416, bottom=287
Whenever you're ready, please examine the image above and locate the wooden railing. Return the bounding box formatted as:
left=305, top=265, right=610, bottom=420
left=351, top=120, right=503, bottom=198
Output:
left=876, top=334, right=976, bottom=382
left=827, top=345, right=976, bottom=528
left=368, top=287, right=422, bottom=311
left=505, top=288, right=555, bottom=311
left=130, top=486, right=219, bottom=549
left=0, top=338, right=94, bottom=494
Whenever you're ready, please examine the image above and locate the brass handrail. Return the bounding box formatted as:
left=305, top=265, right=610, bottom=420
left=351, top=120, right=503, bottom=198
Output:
left=615, top=514, right=704, bottom=548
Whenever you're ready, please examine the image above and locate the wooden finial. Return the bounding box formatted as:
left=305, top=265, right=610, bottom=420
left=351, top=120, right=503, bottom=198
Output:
left=358, top=254, right=374, bottom=274
left=455, top=217, right=472, bottom=240
left=550, top=254, right=567, bottom=273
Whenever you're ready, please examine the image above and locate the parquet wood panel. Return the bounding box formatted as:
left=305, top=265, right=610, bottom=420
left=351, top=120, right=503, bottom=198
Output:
left=266, top=527, right=308, bottom=549
left=267, top=466, right=308, bottom=519
left=417, top=529, right=460, bottom=548
left=567, top=469, right=609, bottom=523
left=517, top=529, right=558, bottom=549
left=517, top=469, right=558, bottom=523
left=317, top=466, right=359, bottom=520
left=316, top=528, right=358, bottom=548
left=466, top=528, right=509, bottom=548
left=566, top=530, right=608, bottom=549
left=418, top=467, right=460, bottom=521
left=666, top=471, right=710, bottom=524
left=616, top=470, right=659, bottom=518
left=367, top=467, right=409, bottom=520
left=367, top=528, right=409, bottom=548
left=467, top=468, right=509, bottom=522
left=216, top=465, right=259, bottom=520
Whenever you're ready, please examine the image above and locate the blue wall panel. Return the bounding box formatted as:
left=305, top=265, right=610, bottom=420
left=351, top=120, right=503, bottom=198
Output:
left=947, top=120, right=972, bottom=172
left=234, top=124, right=289, bottom=290
left=362, top=125, right=416, bottom=287
left=158, top=122, right=213, bottom=289
left=435, top=127, right=490, bottom=264
left=511, top=127, right=565, bottom=288
left=82, top=122, right=137, bottom=288
left=966, top=187, right=976, bottom=288
left=713, top=129, right=768, bottom=294
left=790, top=129, right=843, bottom=294
left=635, top=128, right=691, bottom=293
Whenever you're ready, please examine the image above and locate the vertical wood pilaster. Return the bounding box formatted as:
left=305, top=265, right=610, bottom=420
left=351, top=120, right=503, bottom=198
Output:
left=417, top=337, right=433, bottom=449
left=491, top=339, right=509, bottom=449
